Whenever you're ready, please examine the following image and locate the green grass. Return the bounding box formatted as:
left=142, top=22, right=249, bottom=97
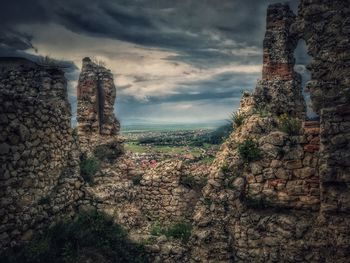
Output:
left=238, top=139, right=262, bottom=163
left=149, top=221, right=192, bottom=244
left=80, top=155, right=101, bottom=184
left=229, top=111, right=245, bottom=128
left=165, top=222, right=192, bottom=243
left=278, top=113, right=301, bottom=135
left=125, top=143, right=203, bottom=157
left=221, top=163, right=231, bottom=174
left=125, top=143, right=149, bottom=153
left=253, top=105, right=270, bottom=117
left=150, top=221, right=163, bottom=237
left=0, top=210, right=148, bottom=263
left=199, top=156, right=215, bottom=164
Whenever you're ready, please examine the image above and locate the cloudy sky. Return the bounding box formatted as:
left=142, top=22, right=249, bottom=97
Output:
left=1, top=0, right=303, bottom=127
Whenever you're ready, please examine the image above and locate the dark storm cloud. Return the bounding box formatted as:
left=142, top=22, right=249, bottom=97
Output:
left=1, top=0, right=300, bottom=124
left=1, top=0, right=298, bottom=64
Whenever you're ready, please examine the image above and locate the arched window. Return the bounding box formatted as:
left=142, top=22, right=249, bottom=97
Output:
left=294, top=39, right=319, bottom=120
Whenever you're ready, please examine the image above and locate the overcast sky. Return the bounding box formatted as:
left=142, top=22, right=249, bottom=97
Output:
left=0, top=0, right=302, bottom=126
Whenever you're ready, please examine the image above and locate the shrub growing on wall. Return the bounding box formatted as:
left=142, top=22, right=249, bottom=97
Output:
left=165, top=221, right=192, bottom=243
left=80, top=155, right=100, bottom=184
left=238, top=139, right=262, bottom=163
left=150, top=221, right=192, bottom=244
left=278, top=113, right=301, bottom=135
left=229, top=111, right=246, bottom=128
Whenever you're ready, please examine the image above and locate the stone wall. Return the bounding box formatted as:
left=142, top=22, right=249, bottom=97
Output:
left=255, top=4, right=306, bottom=118
left=293, top=0, right=350, bottom=214
left=319, top=105, right=350, bottom=213
left=139, top=161, right=205, bottom=223
left=77, top=57, right=122, bottom=154
left=77, top=158, right=209, bottom=262
left=190, top=1, right=350, bottom=262
left=0, top=58, right=82, bottom=249
left=79, top=157, right=209, bottom=226
left=244, top=121, right=320, bottom=210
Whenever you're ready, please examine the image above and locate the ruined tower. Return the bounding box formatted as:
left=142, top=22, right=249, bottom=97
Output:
left=77, top=57, right=122, bottom=154
left=254, top=4, right=306, bottom=118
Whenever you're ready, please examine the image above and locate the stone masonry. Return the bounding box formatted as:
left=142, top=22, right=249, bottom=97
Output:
left=190, top=2, right=350, bottom=262
left=77, top=57, right=122, bottom=154
left=294, top=0, right=350, bottom=214
left=255, top=4, right=306, bottom=118
left=0, top=0, right=349, bottom=261
left=0, top=58, right=82, bottom=249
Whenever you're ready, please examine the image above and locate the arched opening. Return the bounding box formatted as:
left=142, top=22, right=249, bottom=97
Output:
left=293, top=39, right=319, bottom=120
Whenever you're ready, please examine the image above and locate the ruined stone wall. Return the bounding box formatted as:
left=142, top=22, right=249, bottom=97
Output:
left=190, top=2, right=350, bottom=262
left=76, top=158, right=208, bottom=262
left=244, top=121, right=320, bottom=210
left=0, top=59, right=82, bottom=249
left=255, top=4, right=306, bottom=118
left=79, top=158, right=209, bottom=226
left=77, top=57, right=122, bottom=154
left=319, top=106, right=350, bottom=213
left=293, top=0, right=350, bottom=214
left=139, top=161, right=204, bottom=223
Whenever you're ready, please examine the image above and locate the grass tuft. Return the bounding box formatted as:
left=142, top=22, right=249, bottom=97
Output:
left=229, top=112, right=246, bottom=128
left=278, top=113, right=301, bottom=135
left=80, top=155, right=100, bottom=184
left=238, top=139, right=262, bottom=163
left=149, top=220, right=192, bottom=244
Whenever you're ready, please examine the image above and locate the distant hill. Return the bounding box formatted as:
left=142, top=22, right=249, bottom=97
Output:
left=121, top=120, right=226, bottom=132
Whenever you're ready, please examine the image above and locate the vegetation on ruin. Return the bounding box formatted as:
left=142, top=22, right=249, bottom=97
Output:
left=0, top=210, right=148, bottom=263
left=278, top=113, right=301, bottom=135
left=150, top=221, right=192, bottom=243
left=238, top=139, right=262, bottom=163
left=221, top=163, right=231, bottom=174
left=80, top=155, right=101, bottom=184
left=132, top=175, right=143, bottom=185
left=37, top=196, right=50, bottom=205
left=277, top=147, right=285, bottom=158
left=229, top=111, right=246, bottom=128
left=198, top=156, right=215, bottom=164
left=253, top=105, right=270, bottom=117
